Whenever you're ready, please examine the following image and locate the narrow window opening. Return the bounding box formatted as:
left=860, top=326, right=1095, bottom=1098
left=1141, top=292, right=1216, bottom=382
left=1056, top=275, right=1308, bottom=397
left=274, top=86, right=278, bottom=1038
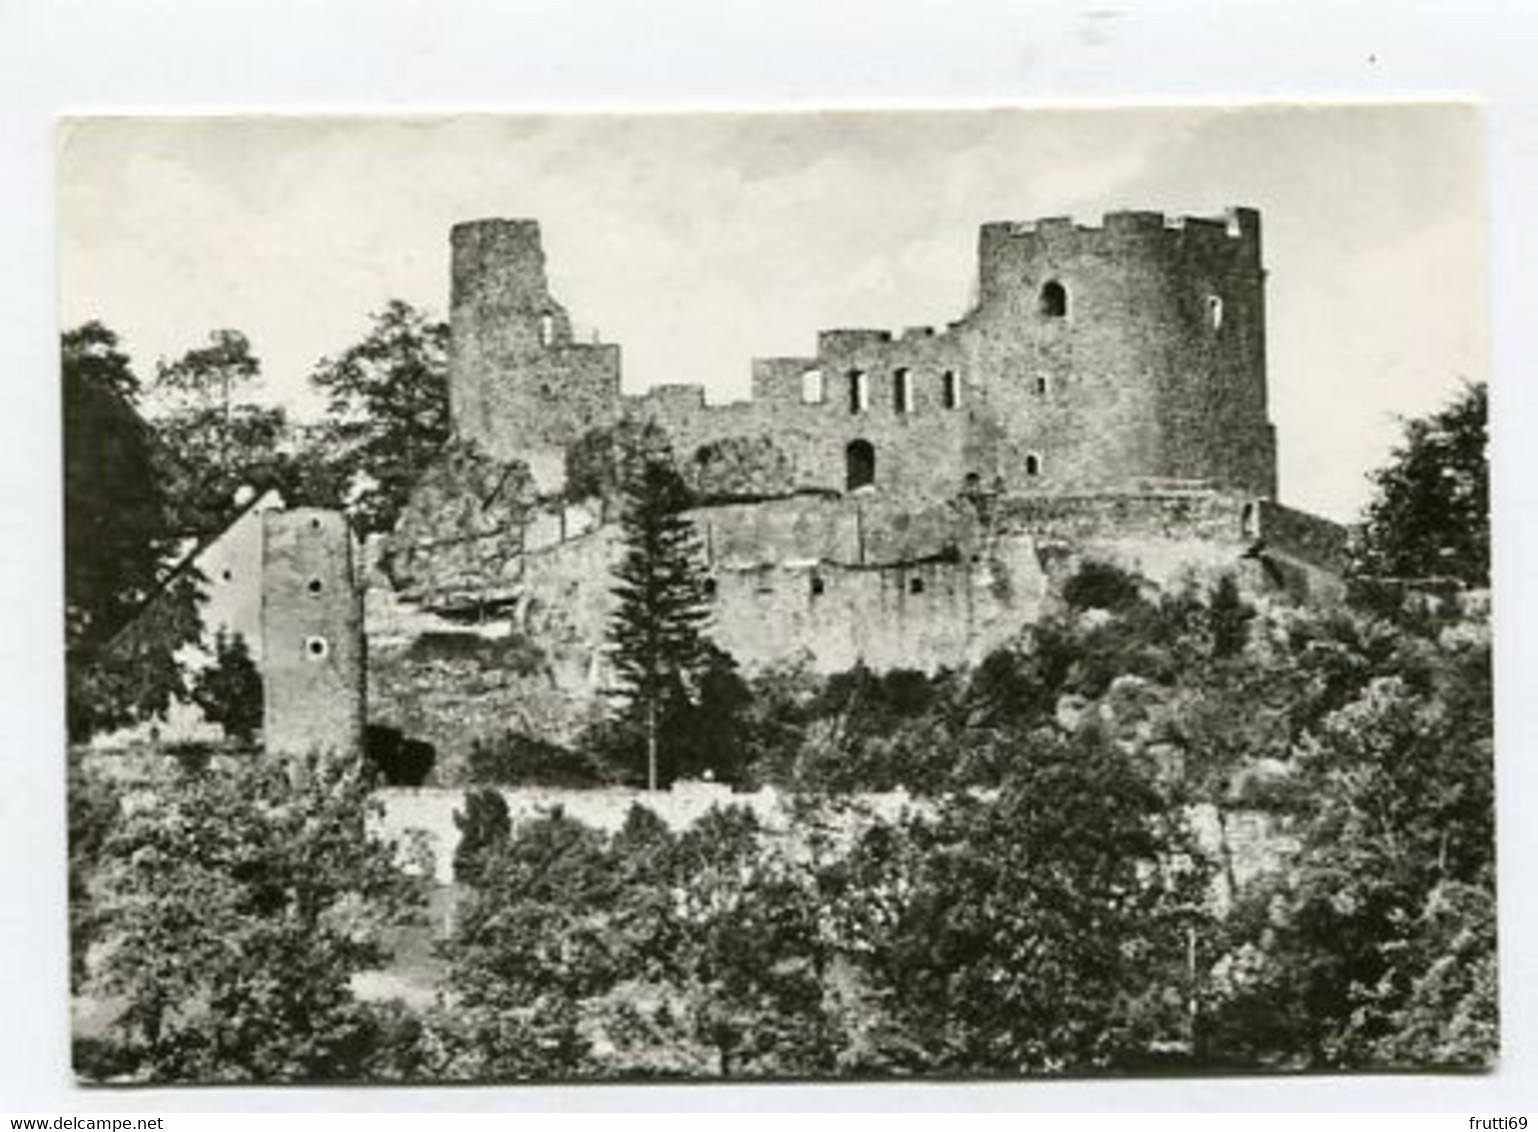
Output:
left=846, top=439, right=876, bottom=491
left=1207, top=295, right=1224, bottom=331
left=704, top=578, right=718, bottom=597
left=538, top=313, right=555, bottom=346
left=893, top=368, right=912, bottom=414
left=307, top=578, right=324, bottom=596
left=800, top=369, right=824, bottom=404
left=964, top=471, right=981, bottom=493
left=1034, top=375, right=1050, bottom=396
left=220, top=568, right=233, bottom=582
left=848, top=370, right=868, bottom=414
left=1039, top=280, right=1068, bottom=318
left=908, top=577, right=925, bottom=595
left=810, top=576, right=826, bottom=597
left=309, top=517, right=322, bottom=532
left=1025, top=452, right=1043, bottom=477
left=941, top=370, right=960, bottom=410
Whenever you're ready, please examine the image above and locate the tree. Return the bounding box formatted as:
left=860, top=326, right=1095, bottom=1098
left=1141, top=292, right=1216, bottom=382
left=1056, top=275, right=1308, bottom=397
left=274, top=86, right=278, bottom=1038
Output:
left=605, top=441, right=714, bottom=790
left=1353, top=381, right=1488, bottom=588
left=63, top=322, right=201, bottom=740
left=190, top=629, right=263, bottom=745
left=309, top=301, right=451, bottom=533
left=149, top=329, right=290, bottom=535
left=80, top=757, right=427, bottom=1082
left=452, top=788, right=512, bottom=887
left=1203, top=631, right=1496, bottom=1070
left=841, top=731, right=1211, bottom=1074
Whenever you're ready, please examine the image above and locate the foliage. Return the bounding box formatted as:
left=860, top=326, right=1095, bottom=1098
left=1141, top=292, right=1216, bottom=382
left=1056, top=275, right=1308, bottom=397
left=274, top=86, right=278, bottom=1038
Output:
left=190, top=629, right=263, bottom=745
left=1061, top=559, right=1144, bottom=612
left=1203, top=633, right=1496, bottom=1070
left=67, top=759, right=121, bottom=992
left=828, top=733, right=1208, bottom=1075
left=1352, top=381, right=1489, bottom=588
left=148, top=329, right=293, bottom=535
left=452, top=788, right=512, bottom=887
left=605, top=438, right=716, bottom=788
left=309, top=301, right=451, bottom=533
left=78, top=757, right=427, bottom=1083
left=465, top=731, right=606, bottom=789
left=63, top=323, right=202, bottom=740
left=364, top=725, right=437, bottom=787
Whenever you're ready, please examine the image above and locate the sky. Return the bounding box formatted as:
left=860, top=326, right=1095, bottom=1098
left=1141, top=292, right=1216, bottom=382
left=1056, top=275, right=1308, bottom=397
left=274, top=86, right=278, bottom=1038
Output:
left=56, top=105, right=1485, bottom=522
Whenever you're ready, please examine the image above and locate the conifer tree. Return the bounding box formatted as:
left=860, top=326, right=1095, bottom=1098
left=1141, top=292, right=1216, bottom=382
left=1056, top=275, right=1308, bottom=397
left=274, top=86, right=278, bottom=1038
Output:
left=606, top=441, right=713, bottom=790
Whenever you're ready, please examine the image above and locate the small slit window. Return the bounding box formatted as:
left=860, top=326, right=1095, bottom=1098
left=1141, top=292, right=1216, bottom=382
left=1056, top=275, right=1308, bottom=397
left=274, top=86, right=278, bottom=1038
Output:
left=538, top=313, right=555, bottom=346
left=893, top=368, right=913, bottom=414
left=800, top=369, right=824, bottom=404
left=1025, top=452, right=1043, bottom=477
left=848, top=370, right=868, bottom=414
left=810, top=576, right=825, bottom=597
left=1034, top=375, right=1050, bottom=396
left=941, top=370, right=960, bottom=410
left=908, top=577, right=925, bottom=595
left=704, top=578, right=718, bottom=597
left=1207, top=295, right=1224, bottom=331
left=1039, top=281, right=1068, bottom=318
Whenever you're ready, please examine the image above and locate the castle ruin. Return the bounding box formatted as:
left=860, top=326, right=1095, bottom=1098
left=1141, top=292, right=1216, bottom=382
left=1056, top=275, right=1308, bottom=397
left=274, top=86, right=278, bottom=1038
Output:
left=386, top=209, right=1343, bottom=691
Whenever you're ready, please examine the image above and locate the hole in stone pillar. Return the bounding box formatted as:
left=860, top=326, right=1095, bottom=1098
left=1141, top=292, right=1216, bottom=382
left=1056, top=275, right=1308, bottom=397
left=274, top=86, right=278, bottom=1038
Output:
left=305, top=636, right=330, bottom=660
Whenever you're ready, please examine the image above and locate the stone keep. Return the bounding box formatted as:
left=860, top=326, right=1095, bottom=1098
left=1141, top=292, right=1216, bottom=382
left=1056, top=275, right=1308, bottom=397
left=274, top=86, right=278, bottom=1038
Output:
left=260, top=509, right=365, bottom=759
left=447, top=209, right=1277, bottom=503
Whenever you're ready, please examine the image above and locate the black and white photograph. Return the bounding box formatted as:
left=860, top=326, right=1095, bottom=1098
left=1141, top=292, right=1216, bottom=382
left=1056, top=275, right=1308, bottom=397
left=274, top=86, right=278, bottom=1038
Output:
left=57, top=106, right=1494, bottom=1086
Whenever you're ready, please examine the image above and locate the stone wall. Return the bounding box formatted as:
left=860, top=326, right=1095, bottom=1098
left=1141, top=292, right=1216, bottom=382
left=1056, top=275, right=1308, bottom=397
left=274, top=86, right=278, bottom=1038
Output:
left=444, top=210, right=1278, bottom=504
left=261, top=509, right=365, bottom=760
left=372, top=781, right=1299, bottom=903
left=448, top=220, right=623, bottom=486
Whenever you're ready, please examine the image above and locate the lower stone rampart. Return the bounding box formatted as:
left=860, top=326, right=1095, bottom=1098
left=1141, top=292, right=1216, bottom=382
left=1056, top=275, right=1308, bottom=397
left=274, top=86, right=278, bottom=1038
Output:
left=372, top=781, right=1297, bottom=909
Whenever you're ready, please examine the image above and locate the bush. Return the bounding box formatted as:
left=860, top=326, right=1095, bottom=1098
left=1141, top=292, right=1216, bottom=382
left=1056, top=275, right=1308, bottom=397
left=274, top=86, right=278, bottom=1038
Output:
left=1061, top=560, right=1144, bottom=613
left=365, top=725, right=437, bottom=786
left=466, top=731, right=607, bottom=788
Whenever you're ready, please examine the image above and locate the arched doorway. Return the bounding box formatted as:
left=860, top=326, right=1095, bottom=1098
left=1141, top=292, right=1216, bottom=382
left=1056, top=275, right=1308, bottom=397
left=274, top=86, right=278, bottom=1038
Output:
left=846, top=439, right=875, bottom=491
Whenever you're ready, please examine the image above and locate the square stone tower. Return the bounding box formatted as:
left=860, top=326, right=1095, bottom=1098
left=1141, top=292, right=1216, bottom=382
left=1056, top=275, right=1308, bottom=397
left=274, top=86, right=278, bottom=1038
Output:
left=259, top=509, right=365, bottom=760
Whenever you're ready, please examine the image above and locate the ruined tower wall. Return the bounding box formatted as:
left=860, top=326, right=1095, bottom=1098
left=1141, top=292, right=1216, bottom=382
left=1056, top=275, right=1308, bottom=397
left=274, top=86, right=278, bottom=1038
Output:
left=969, top=208, right=1273, bottom=496
left=261, top=509, right=365, bottom=759
left=448, top=220, right=622, bottom=484
left=440, top=210, right=1276, bottom=505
